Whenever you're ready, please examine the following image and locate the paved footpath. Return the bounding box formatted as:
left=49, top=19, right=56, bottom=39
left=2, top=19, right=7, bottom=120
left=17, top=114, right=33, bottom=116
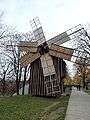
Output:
left=65, top=87, right=90, bottom=120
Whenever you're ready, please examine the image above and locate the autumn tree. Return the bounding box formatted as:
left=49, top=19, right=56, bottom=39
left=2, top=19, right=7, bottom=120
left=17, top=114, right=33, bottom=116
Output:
left=73, top=25, right=90, bottom=88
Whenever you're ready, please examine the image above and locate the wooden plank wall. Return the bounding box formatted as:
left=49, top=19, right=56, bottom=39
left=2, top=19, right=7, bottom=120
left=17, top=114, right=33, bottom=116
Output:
left=30, top=57, right=66, bottom=96
left=30, top=58, right=46, bottom=96
left=52, top=57, right=62, bottom=94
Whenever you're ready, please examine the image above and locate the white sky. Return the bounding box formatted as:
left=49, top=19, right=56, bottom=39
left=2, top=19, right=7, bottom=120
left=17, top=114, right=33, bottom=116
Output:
left=1, top=0, right=90, bottom=39
left=0, top=0, right=90, bottom=77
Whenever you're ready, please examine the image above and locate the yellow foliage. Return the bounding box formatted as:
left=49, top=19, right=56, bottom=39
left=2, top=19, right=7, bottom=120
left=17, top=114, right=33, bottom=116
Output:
left=64, top=76, right=72, bottom=86
left=64, top=75, right=81, bottom=86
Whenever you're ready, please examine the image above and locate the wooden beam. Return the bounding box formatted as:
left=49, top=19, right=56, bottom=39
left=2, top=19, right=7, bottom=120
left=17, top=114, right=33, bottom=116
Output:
left=20, top=52, right=40, bottom=67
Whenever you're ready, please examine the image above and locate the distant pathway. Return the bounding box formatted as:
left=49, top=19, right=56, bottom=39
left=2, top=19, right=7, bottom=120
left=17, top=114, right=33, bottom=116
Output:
left=65, top=87, right=90, bottom=120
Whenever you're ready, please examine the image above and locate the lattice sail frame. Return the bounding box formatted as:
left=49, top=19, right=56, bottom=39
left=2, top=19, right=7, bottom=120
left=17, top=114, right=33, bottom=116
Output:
left=30, top=17, right=56, bottom=76
left=30, top=17, right=46, bottom=45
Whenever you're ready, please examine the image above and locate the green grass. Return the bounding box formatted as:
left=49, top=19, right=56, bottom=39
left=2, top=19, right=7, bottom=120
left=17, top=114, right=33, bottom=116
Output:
left=0, top=95, right=70, bottom=120
left=85, top=84, right=90, bottom=95
left=39, top=95, right=70, bottom=120
left=85, top=89, right=90, bottom=95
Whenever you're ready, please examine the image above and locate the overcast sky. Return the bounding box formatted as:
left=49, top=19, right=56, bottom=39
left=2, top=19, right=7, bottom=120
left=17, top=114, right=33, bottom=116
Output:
left=0, top=0, right=90, bottom=77
left=0, top=0, right=90, bottom=40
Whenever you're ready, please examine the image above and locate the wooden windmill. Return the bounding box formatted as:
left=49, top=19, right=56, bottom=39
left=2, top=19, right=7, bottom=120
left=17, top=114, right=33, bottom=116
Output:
left=18, top=17, right=84, bottom=97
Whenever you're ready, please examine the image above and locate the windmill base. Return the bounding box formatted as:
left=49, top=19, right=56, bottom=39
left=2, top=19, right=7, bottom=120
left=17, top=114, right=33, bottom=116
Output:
left=30, top=57, right=66, bottom=97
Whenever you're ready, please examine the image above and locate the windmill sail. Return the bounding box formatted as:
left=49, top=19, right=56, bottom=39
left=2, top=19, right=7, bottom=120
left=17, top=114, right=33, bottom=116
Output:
left=47, top=24, right=84, bottom=46
left=17, top=41, right=38, bottom=53
left=49, top=44, right=74, bottom=61
left=40, top=53, right=55, bottom=76
left=33, top=27, right=46, bottom=45
left=30, top=17, right=56, bottom=76
left=30, top=17, right=46, bottom=45
left=47, top=32, right=70, bottom=45
left=18, top=41, right=38, bottom=47
left=20, top=52, right=40, bottom=67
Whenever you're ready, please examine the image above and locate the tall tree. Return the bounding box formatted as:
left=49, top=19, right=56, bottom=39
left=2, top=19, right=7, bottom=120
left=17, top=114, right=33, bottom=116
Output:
left=0, top=12, right=32, bottom=95
left=73, top=25, right=90, bottom=88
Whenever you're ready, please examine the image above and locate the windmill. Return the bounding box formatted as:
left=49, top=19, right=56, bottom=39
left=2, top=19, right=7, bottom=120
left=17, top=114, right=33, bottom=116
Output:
left=18, top=17, right=85, bottom=96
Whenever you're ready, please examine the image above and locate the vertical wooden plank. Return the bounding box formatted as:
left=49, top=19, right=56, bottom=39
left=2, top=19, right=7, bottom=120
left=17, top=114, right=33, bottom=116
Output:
left=30, top=58, right=45, bottom=96
left=28, top=68, right=31, bottom=95
left=22, top=66, right=27, bottom=95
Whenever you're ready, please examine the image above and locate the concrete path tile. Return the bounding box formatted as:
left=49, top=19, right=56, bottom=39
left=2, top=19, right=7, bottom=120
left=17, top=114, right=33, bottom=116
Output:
left=65, top=87, right=90, bottom=120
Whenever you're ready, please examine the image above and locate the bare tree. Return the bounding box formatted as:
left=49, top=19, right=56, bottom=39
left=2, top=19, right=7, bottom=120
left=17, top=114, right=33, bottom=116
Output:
left=0, top=16, right=22, bottom=95
left=5, top=34, right=23, bottom=95
left=0, top=12, right=15, bottom=95
left=0, top=54, right=14, bottom=95
left=0, top=12, right=32, bottom=95
left=5, top=33, right=32, bottom=95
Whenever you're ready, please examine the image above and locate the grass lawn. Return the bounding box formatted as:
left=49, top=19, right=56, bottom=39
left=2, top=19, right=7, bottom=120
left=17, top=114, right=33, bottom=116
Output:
left=85, top=84, right=90, bottom=95
left=85, top=89, right=90, bottom=95
left=0, top=95, right=70, bottom=120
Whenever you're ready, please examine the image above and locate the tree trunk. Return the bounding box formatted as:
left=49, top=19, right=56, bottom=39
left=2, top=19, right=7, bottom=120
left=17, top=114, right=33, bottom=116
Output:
left=16, top=69, right=19, bottom=95
left=82, top=72, right=85, bottom=88
left=82, top=64, right=86, bottom=89
left=15, top=48, right=21, bottom=95
left=2, top=73, right=6, bottom=96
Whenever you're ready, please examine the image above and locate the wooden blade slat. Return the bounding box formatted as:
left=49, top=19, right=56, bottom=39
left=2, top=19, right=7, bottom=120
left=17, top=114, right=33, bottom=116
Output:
left=49, top=44, right=74, bottom=61
left=33, top=27, right=46, bottom=45
left=47, top=24, right=83, bottom=45
left=30, top=17, right=46, bottom=45
left=40, top=53, right=55, bottom=76
left=20, top=52, right=40, bottom=67
left=17, top=41, right=38, bottom=53
left=18, top=41, right=38, bottom=46
left=18, top=46, right=37, bottom=53
left=49, top=50, right=72, bottom=61
left=47, top=32, right=70, bottom=45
